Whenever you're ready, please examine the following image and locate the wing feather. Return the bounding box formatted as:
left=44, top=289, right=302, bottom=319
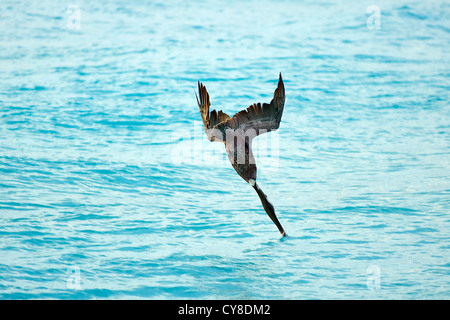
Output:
left=215, top=74, right=285, bottom=136
left=196, top=82, right=230, bottom=141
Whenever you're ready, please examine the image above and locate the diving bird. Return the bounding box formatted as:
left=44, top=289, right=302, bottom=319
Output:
left=195, top=74, right=286, bottom=236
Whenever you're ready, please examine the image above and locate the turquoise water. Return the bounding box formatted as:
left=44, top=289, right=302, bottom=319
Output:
left=1, top=0, right=449, bottom=299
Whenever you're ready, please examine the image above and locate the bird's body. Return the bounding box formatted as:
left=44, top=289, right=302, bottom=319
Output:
left=196, top=74, right=286, bottom=236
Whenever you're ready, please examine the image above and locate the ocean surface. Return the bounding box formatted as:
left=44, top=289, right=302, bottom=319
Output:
left=0, top=0, right=449, bottom=299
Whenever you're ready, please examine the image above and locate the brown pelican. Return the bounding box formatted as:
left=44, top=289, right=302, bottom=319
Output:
left=196, top=74, right=286, bottom=236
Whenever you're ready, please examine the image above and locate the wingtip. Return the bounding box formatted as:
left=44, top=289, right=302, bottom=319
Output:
left=277, top=73, right=284, bottom=93
left=278, top=73, right=284, bottom=87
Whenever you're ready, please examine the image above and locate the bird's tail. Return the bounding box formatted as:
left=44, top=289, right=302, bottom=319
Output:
left=249, top=179, right=286, bottom=236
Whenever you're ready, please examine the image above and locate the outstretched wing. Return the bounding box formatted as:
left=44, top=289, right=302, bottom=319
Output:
left=215, top=73, right=285, bottom=136
left=196, top=81, right=230, bottom=142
